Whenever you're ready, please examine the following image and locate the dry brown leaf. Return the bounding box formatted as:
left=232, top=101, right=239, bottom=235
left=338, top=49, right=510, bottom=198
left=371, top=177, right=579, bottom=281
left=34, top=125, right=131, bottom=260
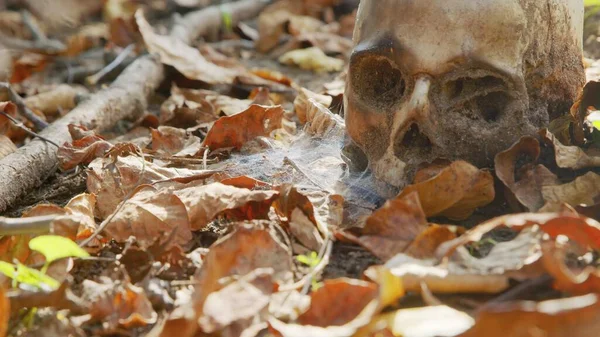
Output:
left=57, top=126, right=113, bottom=170
left=0, top=135, right=16, bottom=160
left=105, top=182, right=279, bottom=247
left=459, top=294, right=600, bottom=337
left=540, top=128, right=600, bottom=169
left=398, top=160, right=494, bottom=220
left=437, top=212, right=600, bottom=293
left=269, top=279, right=382, bottom=337
left=160, top=85, right=253, bottom=126
left=0, top=286, right=7, bottom=337
left=10, top=52, right=47, bottom=84
left=540, top=172, right=600, bottom=211
left=0, top=101, right=24, bottom=142
left=159, top=222, right=292, bottom=337
left=136, top=11, right=239, bottom=84
left=103, top=0, right=139, bottom=47
left=294, top=87, right=332, bottom=124
left=150, top=126, right=204, bottom=157
left=24, top=84, right=88, bottom=118
left=495, top=136, right=560, bottom=211
left=203, top=104, right=285, bottom=151
left=199, top=268, right=274, bottom=335
left=279, top=47, right=344, bottom=73
left=569, top=81, right=600, bottom=145
left=403, top=224, right=460, bottom=259
left=83, top=276, right=157, bottom=332
left=344, top=191, right=428, bottom=261
left=87, top=151, right=214, bottom=219
left=354, top=306, right=474, bottom=337
left=256, top=1, right=304, bottom=52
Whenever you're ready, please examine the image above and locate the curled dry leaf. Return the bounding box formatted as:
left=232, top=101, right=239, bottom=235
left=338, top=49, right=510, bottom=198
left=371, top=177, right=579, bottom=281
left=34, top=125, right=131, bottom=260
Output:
left=0, top=286, right=6, bottom=337
left=354, top=306, right=474, bottom=337
left=459, top=294, right=600, bottom=337
left=83, top=276, right=157, bottom=331
left=202, top=104, right=285, bottom=151
left=294, top=87, right=332, bottom=124
left=256, top=0, right=304, bottom=52
left=540, top=128, right=600, bottom=169
left=57, top=125, right=113, bottom=170
left=87, top=152, right=215, bottom=219
left=495, top=136, right=559, bottom=211
left=105, top=182, right=279, bottom=247
left=398, top=160, right=495, bottom=220
left=159, top=222, right=292, bottom=337
left=279, top=47, right=345, bottom=73
left=301, top=98, right=344, bottom=137
left=136, top=11, right=239, bottom=84
left=540, top=172, right=600, bottom=212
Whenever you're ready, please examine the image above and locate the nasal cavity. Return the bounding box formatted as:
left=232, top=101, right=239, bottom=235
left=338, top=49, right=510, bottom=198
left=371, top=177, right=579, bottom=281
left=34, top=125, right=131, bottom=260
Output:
left=400, top=124, right=432, bottom=148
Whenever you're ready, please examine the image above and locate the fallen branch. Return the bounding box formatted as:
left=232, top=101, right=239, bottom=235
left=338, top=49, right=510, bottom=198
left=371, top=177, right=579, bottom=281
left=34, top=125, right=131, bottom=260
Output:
left=0, top=215, right=57, bottom=235
left=0, top=0, right=271, bottom=213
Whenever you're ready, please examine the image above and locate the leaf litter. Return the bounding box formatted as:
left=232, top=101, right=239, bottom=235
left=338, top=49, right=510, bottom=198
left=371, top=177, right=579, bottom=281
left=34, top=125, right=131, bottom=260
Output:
left=2, top=1, right=600, bottom=337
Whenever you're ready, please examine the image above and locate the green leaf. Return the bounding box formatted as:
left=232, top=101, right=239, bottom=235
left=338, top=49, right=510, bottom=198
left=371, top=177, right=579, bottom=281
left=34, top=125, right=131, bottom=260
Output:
left=0, top=261, right=16, bottom=279
left=29, top=235, right=89, bottom=264
left=15, top=264, right=60, bottom=290
left=0, top=261, right=59, bottom=290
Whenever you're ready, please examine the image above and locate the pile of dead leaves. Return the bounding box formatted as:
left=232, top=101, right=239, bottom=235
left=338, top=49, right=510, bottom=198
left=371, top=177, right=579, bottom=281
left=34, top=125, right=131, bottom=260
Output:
left=3, top=1, right=600, bottom=337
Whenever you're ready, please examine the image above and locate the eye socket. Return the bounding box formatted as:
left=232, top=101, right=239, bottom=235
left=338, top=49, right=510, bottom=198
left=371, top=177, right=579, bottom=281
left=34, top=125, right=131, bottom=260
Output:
left=443, top=75, right=505, bottom=101
left=441, top=74, right=509, bottom=122
left=349, top=55, right=406, bottom=110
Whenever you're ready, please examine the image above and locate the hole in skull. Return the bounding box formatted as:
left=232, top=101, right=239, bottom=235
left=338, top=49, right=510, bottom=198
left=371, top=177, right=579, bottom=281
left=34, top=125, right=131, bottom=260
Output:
left=444, top=76, right=505, bottom=100
left=400, top=124, right=432, bottom=149
left=475, top=91, right=508, bottom=122
left=350, top=55, right=405, bottom=110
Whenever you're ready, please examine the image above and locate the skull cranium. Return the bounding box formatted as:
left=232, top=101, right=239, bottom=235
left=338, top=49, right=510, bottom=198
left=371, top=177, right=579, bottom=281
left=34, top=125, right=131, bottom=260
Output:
left=344, top=0, right=585, bottom=195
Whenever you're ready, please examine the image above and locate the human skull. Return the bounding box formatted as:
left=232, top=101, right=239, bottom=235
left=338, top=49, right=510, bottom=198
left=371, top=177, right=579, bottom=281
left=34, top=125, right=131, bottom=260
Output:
left=344, top=0, right=585, bottom=195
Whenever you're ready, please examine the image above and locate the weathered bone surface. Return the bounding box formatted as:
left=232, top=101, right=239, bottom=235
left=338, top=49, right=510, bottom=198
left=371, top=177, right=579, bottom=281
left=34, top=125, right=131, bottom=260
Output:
left=344, top=0, right=585, bottom=195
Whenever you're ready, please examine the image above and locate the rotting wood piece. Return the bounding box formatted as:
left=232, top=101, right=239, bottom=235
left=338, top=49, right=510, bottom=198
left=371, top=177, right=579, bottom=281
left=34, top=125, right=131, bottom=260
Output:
left=0, top=0, right=271, bottom=213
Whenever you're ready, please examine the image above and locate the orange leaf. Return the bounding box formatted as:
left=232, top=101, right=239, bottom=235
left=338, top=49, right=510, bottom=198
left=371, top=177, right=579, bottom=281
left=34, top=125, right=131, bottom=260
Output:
left=202, top=104, right=285, bottom=151
left=0, top=286, right=7, bottom=337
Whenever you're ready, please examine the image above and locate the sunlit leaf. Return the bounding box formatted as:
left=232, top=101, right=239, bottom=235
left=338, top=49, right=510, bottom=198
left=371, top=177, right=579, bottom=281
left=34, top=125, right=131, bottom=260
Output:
left=29, top=235, right=89, bottom=263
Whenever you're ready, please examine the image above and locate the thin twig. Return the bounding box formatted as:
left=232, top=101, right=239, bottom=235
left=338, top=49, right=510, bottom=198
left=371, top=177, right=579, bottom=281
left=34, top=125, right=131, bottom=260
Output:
left=0, top=215, right=57, bottom=235
left=0, top=82, right=48, bottom=130
left=0, top=111, right=59, bottom=147
left=86, top=44, right=136, bottom=85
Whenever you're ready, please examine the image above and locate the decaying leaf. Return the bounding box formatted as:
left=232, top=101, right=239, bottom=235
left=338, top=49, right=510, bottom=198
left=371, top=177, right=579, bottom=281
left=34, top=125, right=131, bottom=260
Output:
left=540, top=128, right=600, bottom=169
left=136, top=11, right=239, bottom=84
left=459, top=294, right=600, bottom=337
left=398, top=161, right=495, bottom=220
left=202, top=104, right=285, bottom=151
left=541, top=172, right=600, bottom=212
left=495, top=136, right=559, bottom=211
left=279, top=47, right=345, bottom=73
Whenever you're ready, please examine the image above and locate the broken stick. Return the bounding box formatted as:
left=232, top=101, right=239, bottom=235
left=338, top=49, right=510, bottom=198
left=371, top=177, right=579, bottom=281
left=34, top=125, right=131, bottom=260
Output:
left=0, top=0, right=271, bottom=213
